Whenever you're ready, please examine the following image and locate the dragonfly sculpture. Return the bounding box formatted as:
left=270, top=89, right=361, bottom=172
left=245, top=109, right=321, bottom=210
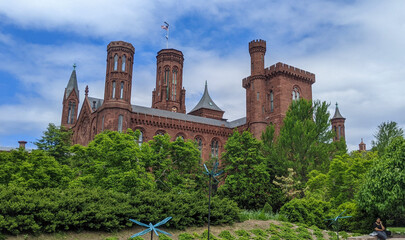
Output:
left=325, top=210, right=352, bottom=240
left=203, top=161, right=224, bottom=240
left=129, top=217, right=172, bottom=240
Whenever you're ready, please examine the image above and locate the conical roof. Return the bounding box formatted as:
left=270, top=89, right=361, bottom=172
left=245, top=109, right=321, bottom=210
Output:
left=65, top=67, right=79, bottom=100
left=190, top=81, right=223, bottom=113
left=332, top=103, right=345, bottom=119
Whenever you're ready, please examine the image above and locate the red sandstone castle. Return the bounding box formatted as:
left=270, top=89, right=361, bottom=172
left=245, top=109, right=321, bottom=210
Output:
left=61, top=39, right=345, bottom=160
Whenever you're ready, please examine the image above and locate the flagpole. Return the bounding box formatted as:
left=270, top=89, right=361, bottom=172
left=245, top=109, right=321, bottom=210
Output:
left=167, top=27, right=169, bottom=49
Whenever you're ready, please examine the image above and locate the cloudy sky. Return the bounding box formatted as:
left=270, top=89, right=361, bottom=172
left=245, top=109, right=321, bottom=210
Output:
left=0, top=0, right=404, bottom=151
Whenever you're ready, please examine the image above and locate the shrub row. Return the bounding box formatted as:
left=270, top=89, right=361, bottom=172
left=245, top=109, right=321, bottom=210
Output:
left=0, top=185, right=240, bottom=235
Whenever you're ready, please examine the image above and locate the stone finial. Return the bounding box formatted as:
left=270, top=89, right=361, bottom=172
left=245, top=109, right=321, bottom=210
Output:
left=85, top=85, right=89, bottom=96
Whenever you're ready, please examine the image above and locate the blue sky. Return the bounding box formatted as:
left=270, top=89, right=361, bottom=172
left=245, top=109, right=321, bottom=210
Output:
left=0, top=0, right=404, bottom=151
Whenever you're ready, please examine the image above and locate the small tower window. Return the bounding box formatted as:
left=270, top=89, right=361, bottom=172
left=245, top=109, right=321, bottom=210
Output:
left=270, top=90, right=274, bottom=112
left=120, top=82, right=124, bottom=99
left=172, top=69, right=177, bottom=101
left=118, top=115, right=123, bottom=132
left=257, top=92, right=260, bottom=101
left=102, top=115, right=105, bottom=131
left=112, top=81, right=116, bottom=99
left=211, top=139, right=219, bottom=158
left=164, top=69, right=169, bottom=85
left=67, top=101, right=72, bottom=123
left=121, top=55, right=126, bottom=72
left=113, top=54, right=118, bottom=71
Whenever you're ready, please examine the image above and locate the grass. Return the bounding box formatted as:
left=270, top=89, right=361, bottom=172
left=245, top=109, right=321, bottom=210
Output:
left=388, top=227, right=405, bottom=234
left=239, top=210, right=282, bottom=221
left=4, top=219, right=358, bottom=240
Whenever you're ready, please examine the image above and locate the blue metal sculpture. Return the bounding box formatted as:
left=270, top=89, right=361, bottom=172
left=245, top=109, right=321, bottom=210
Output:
left=203, top=161, right=224, bottom=240
left=129, top=217, right=172, bottom=240
left=325, top=210, right=352, bottom=240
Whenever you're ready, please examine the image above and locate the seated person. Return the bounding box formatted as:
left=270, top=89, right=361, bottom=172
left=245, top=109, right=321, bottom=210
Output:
left=372, top=217, right=387, bottom=240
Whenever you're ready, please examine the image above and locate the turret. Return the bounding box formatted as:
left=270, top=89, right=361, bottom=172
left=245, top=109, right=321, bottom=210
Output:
left=61, top=65, right=79, bottom=128
left=245, top=39, right=267, bottom=138
left=103, top=41, right=135, bottom=109
left=331, top=103, right=346, bottom=141
left=152, top=49, right=186, bottom=113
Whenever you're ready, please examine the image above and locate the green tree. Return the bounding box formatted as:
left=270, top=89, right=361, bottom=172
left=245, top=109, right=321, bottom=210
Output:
left=357, top=136, right=405, bottom=224
left=371, top=121, right=404, bottom=155
left=219, top=130, right=277, bottom=209
left=276, top=99, right=336, bottom=181
left=34, top=123, right=72, bottom=164
left=69, top=129, right=155, bottom=193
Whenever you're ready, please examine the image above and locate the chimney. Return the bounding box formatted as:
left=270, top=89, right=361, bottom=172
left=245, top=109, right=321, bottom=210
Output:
left=18, top=141, right=27, bottom=149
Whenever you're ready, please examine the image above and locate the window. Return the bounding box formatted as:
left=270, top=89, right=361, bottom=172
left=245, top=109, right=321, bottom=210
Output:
left=172, top=106, right=177, bottom=112
left=195, top=137, right=203, bottom=157
left=67, top=101, right=72, bottom=123
left=164, top=68, right=170, bottom=100
left=252, top=82, right=254, bottom=90
left=120, top=82, right=124, bottom=99
left=155, top=130, right=165, bottom=136
left=137, top=130, right=143, bottom=146
left=113, top=54, right=118, bottom=71
left=164, top=69, right=169, bottom=85
left=121, top=55, right=126, bottom=71
left=172, top=69, right=177, bottom=101
left=102, top=115, right=105, bottom=131
left=211, top=139, right=219, bottom=158
left=112, top=81, right=116, bottom=98
left=118, top=115, right=123, bottom=132
left=270, top=90, right=274, bottom=112
left=338, top=126, right=341, bottom=139
left=292, top=87, right=300, bottom=100
left=257, top=92, right=260, bottom=101
left=67, top=101, right=75, bottom=124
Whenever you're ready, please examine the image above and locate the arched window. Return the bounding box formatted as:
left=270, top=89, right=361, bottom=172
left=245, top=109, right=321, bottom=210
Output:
left=101, top=115, right=105, bottom=131
left=338, top=126, right=341, bottom=139
left=257, top=92, right=260, bottom=101
left=120, top=82, right=124, bottom=99
left=211, top=139, right=219, bottom=158
left=70, top=102, right=75, bottom=124
left=137, top=130, right=143, bottom=146
left=195, top=136, right=203, bottom=157
left=270, top=90, right=274, bottom=112
left=155, top=130, right=165, bottom=136
left=172, top=69, right=177, bottom=101
left=292, top=87, right=300, bottom=101
left=164, top=68, right=169, bottom=85
left=113, top=54, right=118, bottom=71
left=67, top=101, right=72, bottom=123
left=121, top=55, right=126, bottom=72
left=118, top=115, right=123, bottom=132
left=176, top=134, right=184, bottom=140
left=112, top=81, right=116, bottom=98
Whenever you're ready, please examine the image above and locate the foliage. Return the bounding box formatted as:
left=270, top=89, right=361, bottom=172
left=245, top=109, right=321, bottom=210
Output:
left=357, top=136, right=405, bottom=225
left=219, top=131, right=277, bottom=209
left=34, top=123, right=72, bottom=164
left=371, top=121, right=404, bottom=155
left=279, top=197, right=331, bottom=229
left=69, top=130, right=155, bottom=193
left=273, top=168, right=302, bottom=200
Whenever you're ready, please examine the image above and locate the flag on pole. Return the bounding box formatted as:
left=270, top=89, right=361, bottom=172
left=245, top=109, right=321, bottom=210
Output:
left=161, top=25, right=168, bottom=30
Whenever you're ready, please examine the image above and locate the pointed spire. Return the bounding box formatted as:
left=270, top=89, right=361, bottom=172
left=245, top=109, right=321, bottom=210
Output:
left=332, top=102, right=345, bottom=119
left=65, top=64, right=79, bottom=100
left=190, top=81, right=223, bottom=113
left=85, top=85, right=89, bottom=97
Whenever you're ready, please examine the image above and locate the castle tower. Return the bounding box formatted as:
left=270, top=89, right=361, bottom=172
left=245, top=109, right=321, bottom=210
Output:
left=331, top=103, right=346, bottom=141
left=359, top=138, right=366, bottom=151
left=103, top=41, right=135, bottom=109
left=189, top=81, right=224, bottom=120
left=61, top=65, right=79, bottom=128
left=244, top=39, right=267, bottom=138
left=152, top=49, right=186, bottom=113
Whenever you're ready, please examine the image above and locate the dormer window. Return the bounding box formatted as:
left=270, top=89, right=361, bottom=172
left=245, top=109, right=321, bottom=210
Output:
left=113, top=54, right=118, bottom=71
left=122, top=55, right=126, bottom=72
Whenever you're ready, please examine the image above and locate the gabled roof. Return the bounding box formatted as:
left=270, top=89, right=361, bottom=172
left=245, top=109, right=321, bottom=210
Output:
left=65, top=69, right=79, bottom=100
left=332, top=103, right=345, bottom=119
left=190, top=81, right=223, bottom=113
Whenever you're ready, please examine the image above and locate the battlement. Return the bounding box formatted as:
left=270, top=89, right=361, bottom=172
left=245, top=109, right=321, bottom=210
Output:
left=107, top=41, right=135, bottom=53
left=156, top=48, right=184, bottom=64
left=249, top=39, right=266, bottom=53
left=265, top=62, right=315, bottom=83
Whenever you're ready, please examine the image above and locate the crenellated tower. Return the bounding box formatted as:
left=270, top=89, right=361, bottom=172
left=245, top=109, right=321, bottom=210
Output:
left=103, top=41, right=135, bottom=109
left=61, top=65, right=79, bottom=128
left=243, top=39, right=267, bottom=137
left=331, top=103, right=346, bottom=141
left=152, top=49, right=186, bottom=113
